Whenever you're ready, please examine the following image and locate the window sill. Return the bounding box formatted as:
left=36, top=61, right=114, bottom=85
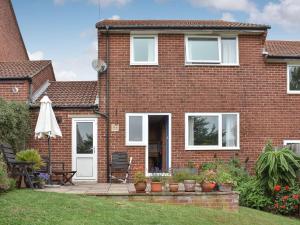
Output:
left=130, top=62, right=159, bottom=66
left=185, top=63, right=240, bottom=67
left=287, top=91, right=300, bottom=94
left=185, top=147, right=240, bottom=151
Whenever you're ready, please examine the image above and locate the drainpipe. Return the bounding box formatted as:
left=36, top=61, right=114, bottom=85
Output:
left=28, top=77, right=33, bottom=104
left=105, top=25, right=110, bottom=182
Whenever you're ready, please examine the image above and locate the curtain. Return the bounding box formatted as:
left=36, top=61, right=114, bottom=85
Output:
left=188, top=117, right=194, bottom=145
left=222, top=38, right=236, bottom=64
left=223, top=115, right=236, bottom=147
left=147, top=38, right=155, bottom=62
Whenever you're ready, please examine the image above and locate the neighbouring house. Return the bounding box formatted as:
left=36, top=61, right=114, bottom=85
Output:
left=2, top=0, right=300, bottom=183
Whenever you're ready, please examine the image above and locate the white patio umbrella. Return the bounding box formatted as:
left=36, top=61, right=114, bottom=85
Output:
left=35, top=95, right=62, bottom=184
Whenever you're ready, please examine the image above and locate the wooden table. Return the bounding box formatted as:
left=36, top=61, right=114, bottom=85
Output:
left=52, top=170, right=77, bottom=185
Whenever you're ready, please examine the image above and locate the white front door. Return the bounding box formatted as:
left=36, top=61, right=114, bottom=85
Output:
left=72, top=118, right=97, bottom=181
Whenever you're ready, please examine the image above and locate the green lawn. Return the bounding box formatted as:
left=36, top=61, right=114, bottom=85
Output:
left=0, top=190, right=300, bottom=225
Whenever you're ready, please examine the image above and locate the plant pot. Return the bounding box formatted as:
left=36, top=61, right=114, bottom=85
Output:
left=134, top=182, right=147, bottom=193
left=169, top=183, right=179, bottom=192
left=201, top=182, right=216, bottom=192
left=184, top=180, right=196, bottom=192
left=218, top=183, right=232, bottom=192
left=151, top=182, right=163, bottom=192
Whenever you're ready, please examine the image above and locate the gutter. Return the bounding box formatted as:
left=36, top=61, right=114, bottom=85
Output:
left=267, top=55, right=300, bottom=60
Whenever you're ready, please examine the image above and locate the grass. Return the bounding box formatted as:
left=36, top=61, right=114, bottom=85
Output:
left=0, top=190, right=300, bottom=225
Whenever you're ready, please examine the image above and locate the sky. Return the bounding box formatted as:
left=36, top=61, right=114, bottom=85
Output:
left=12, top=0, right=300, bottom=81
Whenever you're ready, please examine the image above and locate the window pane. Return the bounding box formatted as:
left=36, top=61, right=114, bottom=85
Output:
left=222, top=114, right=237, bottom=147
left=188, top=116, right=219, bottom=146
left=188, top=38, right=219, bottom=62
left=133, top=37, right=155, bottom=62
left=76, top=122, right=93, bottom=154
left=289, top=66, right=300, bottom=91
left=221, top=38, right=237, bottom=64
left=129, top=116, right=143, bottom=142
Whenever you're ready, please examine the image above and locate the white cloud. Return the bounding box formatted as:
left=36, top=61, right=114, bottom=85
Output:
left=221, top=12, right=235, bottom=21
left=249, top=0, right=300, bottom=30
left=109, top=15, right=121, bottom=20
left=187, top=0, right=256, bottom=12
left=53, top=0, right=66, bottom=5
left=28, top=51, right=45, bottom=60
left=55, top=69, right=78, bottom=81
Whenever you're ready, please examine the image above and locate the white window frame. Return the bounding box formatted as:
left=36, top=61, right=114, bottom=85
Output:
left=130, top=34, right=158, bottom=66
left=287, top=65, right=300, bottom=94
left=185, top=35, right=239, bottom=66
left=125, top=113, right=148, bottom=146
left=283, top=140, right=300, bottom=145
left=185, top=112, right=240, bottom=150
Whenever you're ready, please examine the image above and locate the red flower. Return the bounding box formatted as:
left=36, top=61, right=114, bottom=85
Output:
left=282, top=195, right=289, bottom=201
left=285, top=186, right=289, bottom=191
left=293, top=194, right=299, bottom=200
left=274, top=185, right=281, bottom=192
left=280, top=205, right=286, bottom=209
left=274, top=203, right=279, bottom=208
left=294, top=205, right=299, bottom=209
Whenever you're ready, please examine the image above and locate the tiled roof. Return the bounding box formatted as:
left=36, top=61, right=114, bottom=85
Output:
left=265, top=40, right=300, bottom=59
left=0, top=60, right=51, bottom=79
left=96, top=19, right=270, bottom=30
left=35, top=81, right=98, bottom=108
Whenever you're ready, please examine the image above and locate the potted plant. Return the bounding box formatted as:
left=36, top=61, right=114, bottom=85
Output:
left=35, top=173, right=49, bottom=189
left=184, top=174, right=197, bottom=192
left=133, top=172, right=147, bottom=193
left=199, top=170, right=217, bottom=192
left=168, top=176, right=179, bottom=192
left=151, top=175, right=163, bottom=192
left=216, top=170, right=235, bottom=192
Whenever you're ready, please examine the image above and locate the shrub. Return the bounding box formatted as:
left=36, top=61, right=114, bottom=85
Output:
left=16, top=149, right=44, bottom=170
left=256, top=141, right=300, bottom=193
left=216, top=170, right=236, bottom=185
left=236, top=178, right=272, bottom=210
left=0, top=155, right=15, bottom=192
left=134, top=172, right=146, bottom=184
left=172, top=171, right=189, bottom=183
left=272, top=184, right=300, bottom=215
left=0, top=98, right=31, bottom=151
left=198, top=170, right=217, bottom=183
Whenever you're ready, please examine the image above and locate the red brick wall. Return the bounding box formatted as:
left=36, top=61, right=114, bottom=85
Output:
left=0, top=0, right=28, bottom=62
left=32, top=64, right=56, bottom=93
left=0, top=80, right=29, bottom=102
left=28, top=108, right=104, bottom=180
left=97, top=32, right=300, bottom=181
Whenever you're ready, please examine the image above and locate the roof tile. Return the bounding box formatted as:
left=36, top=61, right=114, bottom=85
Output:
left=265, top=40, right=300, bottom=58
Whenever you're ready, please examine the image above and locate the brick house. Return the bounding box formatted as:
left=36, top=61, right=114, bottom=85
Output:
left=2, top=0, right=300, bottom=183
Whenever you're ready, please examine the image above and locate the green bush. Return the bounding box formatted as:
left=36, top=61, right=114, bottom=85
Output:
left=133, top=172, right=146, bottom=184
left=16, top=149, right=44, bottom=170
left=0, top=155, right=15, bottom=192
left=0, top=98, right=31, bottom=151
left=236, top=178, right=272, bottom=210
left=256, top=141, right=300, bottom=193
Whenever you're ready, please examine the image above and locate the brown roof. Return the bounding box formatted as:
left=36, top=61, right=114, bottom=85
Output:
left=35, top=81, right=98, bottom=108
left=0, top=60, right=51, bottom=79
left=265, top=40, right=300, bottom=59
left=96, top=19, right=270, bottom=30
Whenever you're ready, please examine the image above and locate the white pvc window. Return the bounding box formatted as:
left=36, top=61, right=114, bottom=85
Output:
left=130, top=35, right=158, bottom=65
left=126, top=114, right=148, bottom=146
left=185, top=36, right=238, bottom=65
left=185, top=113, right=239, bottom=150
left=287, top=65, right=300, bottom=94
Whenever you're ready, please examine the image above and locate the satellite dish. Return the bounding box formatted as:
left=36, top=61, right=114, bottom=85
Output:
left=92, top=59, right=107, bottom=73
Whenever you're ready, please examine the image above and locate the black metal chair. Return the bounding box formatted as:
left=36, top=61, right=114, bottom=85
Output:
left=109, top=152, right=132, bottom=184
left=0, top=143, right=35, bottom=188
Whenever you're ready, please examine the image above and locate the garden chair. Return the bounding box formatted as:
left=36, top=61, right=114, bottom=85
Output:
left=0, top=143, right=35, bottom=189
left=109, top=152, right=132, bottom=184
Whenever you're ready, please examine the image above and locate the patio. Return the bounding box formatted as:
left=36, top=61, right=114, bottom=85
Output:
left=38, top=183, right=239, bottom=211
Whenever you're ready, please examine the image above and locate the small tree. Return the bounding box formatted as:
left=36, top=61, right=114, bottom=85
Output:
left=0, top=98, right=31, bottom=151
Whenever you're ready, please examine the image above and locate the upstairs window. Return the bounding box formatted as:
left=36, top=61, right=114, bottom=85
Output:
left=185, top=36, right=238, bottom=65
left=287, top=65, right=300, bottom=94
left=130, top=35, right=158, bottom=65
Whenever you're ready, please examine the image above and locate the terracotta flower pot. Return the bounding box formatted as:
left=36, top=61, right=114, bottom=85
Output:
left=151, top=182, right=163, bottom=192
left=201, top=182, right=216, bottom=192
left=169, top=183, right=179, bottom=192
left=184, top=180, right=196, bottom=192
left=218, top=183, right=232, bottom=192
left=134, top=182, right=147, bottom=193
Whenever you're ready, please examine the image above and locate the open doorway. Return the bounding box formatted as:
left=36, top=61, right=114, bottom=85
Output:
left=148, top=115, right=170, bottom=173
